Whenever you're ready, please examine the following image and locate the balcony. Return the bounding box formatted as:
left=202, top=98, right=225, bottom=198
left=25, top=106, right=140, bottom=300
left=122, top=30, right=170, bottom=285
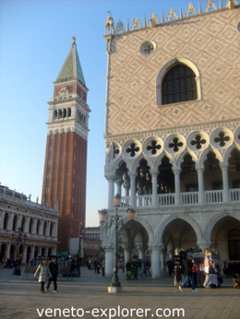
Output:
left=119, top=188, right=240, bottom=209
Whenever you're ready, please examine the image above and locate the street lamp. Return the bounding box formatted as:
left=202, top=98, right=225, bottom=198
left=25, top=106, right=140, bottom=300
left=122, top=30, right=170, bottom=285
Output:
left=98, top=209, right=108, bottom=224
left=127, top=208, right=136, bottom=221
left=12, top=228, right=27, bottom=276
left=98, top=198, right=136, bottom=294
left=108, top=193, right=121, bottom=294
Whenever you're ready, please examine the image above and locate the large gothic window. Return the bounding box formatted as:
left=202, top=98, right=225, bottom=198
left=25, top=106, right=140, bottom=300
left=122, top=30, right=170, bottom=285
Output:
left=162, top=63, right=197, bottom=105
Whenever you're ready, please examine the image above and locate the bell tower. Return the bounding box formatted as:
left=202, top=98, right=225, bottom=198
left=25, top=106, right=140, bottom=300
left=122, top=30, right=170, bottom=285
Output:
left=41, top=37, right=90, bottom=252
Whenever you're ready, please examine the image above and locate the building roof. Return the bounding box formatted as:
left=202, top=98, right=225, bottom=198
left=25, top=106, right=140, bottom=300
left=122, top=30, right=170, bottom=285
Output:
left=56, top=37, right=86, bottom=86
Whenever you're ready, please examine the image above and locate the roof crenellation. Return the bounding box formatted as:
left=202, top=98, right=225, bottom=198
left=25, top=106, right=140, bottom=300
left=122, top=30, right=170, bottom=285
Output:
left=104, top=0, right=240, bottom=38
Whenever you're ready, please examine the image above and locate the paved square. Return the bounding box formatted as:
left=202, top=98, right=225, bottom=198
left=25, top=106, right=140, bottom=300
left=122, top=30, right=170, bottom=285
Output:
left=0, top=275, right=239, bottom=319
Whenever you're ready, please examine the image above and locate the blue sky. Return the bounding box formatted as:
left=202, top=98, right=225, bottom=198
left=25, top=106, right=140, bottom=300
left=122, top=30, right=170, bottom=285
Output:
left=0, top=0, right=227, bottom=226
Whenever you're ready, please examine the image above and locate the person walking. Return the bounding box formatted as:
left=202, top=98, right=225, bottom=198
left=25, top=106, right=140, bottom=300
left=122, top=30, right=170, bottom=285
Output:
left=34, top=259, right=49, bottom=293
left=203, top=250, right=211, bottom=288
left=191, top=258, right=198, bottom=291
left=174, top=249, right=183, bottom=292
left=47, top=256, right=59, bottom=292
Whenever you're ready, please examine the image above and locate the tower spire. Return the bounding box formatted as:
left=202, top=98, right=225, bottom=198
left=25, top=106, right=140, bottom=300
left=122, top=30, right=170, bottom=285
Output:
left=56, top=37, right=86, bottom=87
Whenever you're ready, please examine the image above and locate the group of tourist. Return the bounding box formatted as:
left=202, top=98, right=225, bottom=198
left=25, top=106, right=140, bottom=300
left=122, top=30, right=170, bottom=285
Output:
left=34, top=256, right=59, bottom=293
left=86, top=257, right=105, bottom=276
left=125, top=257, right=151, bottom=280
left=171, top=248, right=223, bottom=292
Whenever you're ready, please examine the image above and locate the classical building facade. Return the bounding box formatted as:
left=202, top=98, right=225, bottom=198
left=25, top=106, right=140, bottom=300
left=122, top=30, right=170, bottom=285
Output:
left=83, top=227, right=101, bottom=258
left=0, top=185, right=58, bottom=263
left=41, top=38, right=89, bottom=252
left=101, top=2, right=240, bottom=278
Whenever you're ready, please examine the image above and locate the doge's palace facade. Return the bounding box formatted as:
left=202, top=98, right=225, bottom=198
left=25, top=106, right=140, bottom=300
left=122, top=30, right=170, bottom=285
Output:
left=101, top=2, right=240, bottom=278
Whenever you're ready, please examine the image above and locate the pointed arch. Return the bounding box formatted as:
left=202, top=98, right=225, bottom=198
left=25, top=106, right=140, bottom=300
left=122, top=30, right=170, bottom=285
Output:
left=108, top=215, right=154, bottom=245
left=155, top=214, right=203, bottom=246
left=156, top=57, right=202, bottom=105
left=175, top=149, right=198, bottom=168
left=198, top=146, right=223, bottom=168
left=224, top=144, right=239, bottom=164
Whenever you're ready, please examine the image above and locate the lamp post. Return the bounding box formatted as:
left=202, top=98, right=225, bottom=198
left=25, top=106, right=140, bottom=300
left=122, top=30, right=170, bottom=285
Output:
left=107, top=193, right=121, bottom=293
left=98, top=199, right=136, bottom=294
left=12, top=228, right=27, bottom=276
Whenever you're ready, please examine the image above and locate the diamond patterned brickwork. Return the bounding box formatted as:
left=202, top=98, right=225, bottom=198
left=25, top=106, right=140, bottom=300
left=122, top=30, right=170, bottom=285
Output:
left=106, top=8, right=240, bottom=139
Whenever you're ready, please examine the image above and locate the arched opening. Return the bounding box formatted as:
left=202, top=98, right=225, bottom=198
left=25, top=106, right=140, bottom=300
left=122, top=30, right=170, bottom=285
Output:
left=136, top=159, right=152, bottom=195
left=53, top=110, right=58, bottom=119
left=36, top=220, right=40, bottom=235
left=10, top=245, right=15, bottom=261
left=43, top=221, right=47, bottom=236
left=0, top=243, right=7, bottom=263
left=21, top=216, right=25, bottom=232
left=228, top=148, right=240, bottom=189
left=26, top=246, right=31, bottom=263
left=163, top=219, right=198, bottom=259
left=67, top=108, right=71, bottom=117
left=19, top=244, right=24, bottom=259
left=211, top=216, right=240, bottom=274
left=58, top=109, right=62, bottom=119
left=161, top=63, right=197, bottom=105
left=12, top=215, right=18, bottom=232
left=157, top=156, right=174, bottom=193
left=120, top=220, right=149, bottom=264
left=180, top=154, right=198, bottom=192
left=3, top=213, right=9, bottom=230
left=115, top=161, right=130, bottom=198
left=203, top=151, right=222, bottom=190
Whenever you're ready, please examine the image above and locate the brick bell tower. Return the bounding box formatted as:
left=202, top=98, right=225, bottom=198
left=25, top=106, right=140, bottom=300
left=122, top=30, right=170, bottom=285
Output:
left=42, top=37, right=90, bottom=252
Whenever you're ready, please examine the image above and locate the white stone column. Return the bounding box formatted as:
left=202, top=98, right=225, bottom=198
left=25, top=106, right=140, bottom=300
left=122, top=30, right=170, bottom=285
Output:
left=29, top=246, right=35, bottom=261
left=105, top=247, right=114, bottom=277
left=39, top=220, right=44, bottom=236
left=221, top=164, right=229, bottom=203
left=46, top=221, right=51, bottom=237
left=24, top=217, right=30, bottom=233
left=124, top=249, right=129, bottom=263
left=32, top=218, right=38, bottom=235
left=130, top=173, right=136, bottom=208
left=150, top=245, right=161, bottom=279
left=116, top=182, right=122, bottom=197
left=53, top=223, right=58, bottom=238
left=151, top=171, right=158, bottom=208
left=108, top=178, right=115, bottom=210
left=0, top=212, right=4, bottom=230
left=160, top=248, right=165, bottom=274
left=173, top=168, right=180, bottom=206
left=7, top=213, right=14, bottom=231
left=17, top=215, right=23, bottom=231
left=6, top=243, right=11, bottom=259
left=197, top=166, right=204, bottom=204
left=22, top=245, right=28, bottom=264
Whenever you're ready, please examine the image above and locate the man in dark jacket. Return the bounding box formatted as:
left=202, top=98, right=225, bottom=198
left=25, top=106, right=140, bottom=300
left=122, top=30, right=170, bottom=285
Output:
left=47, top=256, right=58, bottom=292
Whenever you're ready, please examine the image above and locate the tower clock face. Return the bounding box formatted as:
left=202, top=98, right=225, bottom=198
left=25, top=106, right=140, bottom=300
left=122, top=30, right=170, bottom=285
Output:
left=59, top=86, right=69, bottom=98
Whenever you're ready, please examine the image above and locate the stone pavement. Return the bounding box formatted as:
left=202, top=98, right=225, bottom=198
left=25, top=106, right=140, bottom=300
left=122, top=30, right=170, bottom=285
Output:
left=0, top=268, right=239, bottom=319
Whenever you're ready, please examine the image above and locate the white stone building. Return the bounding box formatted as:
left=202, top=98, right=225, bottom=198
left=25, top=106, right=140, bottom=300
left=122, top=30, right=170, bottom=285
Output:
left=101, top=3, right=240, bottom=278
left=0, top=185, right=58, bottom=264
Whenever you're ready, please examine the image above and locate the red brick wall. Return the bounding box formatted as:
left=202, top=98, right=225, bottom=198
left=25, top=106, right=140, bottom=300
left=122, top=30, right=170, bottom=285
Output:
left=42, top=132, right=87, bottom=251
